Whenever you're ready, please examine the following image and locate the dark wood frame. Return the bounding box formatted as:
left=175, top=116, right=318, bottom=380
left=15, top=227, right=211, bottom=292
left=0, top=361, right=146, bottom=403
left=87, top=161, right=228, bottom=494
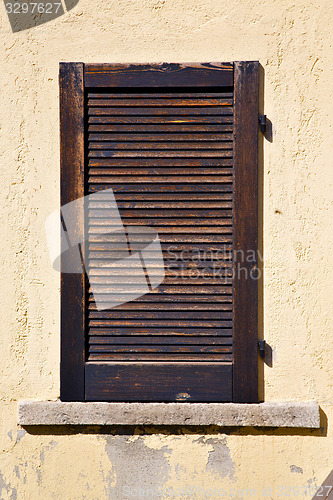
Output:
left=59, top=61, right=259, bottom=402
left=60, top=62, right=85, bottom=401
left=233, top=61, right=259, bottom=402
left=84, top=62, right=233, bottom=88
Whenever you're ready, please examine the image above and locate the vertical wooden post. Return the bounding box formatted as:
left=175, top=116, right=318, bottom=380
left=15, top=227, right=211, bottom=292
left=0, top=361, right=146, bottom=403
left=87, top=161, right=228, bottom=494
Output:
left=232, top=61, right=259, bottom=403
left=59, top=62, right=85, bottom=401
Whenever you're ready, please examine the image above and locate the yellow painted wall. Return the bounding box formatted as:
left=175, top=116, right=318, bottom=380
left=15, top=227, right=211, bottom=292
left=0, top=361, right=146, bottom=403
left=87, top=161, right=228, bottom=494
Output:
left=0, top=0, right=332, bottom=497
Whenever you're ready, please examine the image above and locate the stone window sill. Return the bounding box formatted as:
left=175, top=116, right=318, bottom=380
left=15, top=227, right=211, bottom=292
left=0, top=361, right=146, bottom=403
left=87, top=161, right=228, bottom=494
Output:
left=18, top=401, right=320, bottom=428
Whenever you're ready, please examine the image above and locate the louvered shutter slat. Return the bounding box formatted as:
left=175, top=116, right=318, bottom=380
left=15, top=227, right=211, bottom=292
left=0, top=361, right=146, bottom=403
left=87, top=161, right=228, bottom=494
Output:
left=89, top=133, right=232, bottom=142
left=86, top=91, right=233, bottom=364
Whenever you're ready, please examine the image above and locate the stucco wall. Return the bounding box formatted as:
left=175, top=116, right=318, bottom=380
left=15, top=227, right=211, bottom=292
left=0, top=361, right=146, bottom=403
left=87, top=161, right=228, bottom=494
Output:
left=0, top=0, right=332, bottom=497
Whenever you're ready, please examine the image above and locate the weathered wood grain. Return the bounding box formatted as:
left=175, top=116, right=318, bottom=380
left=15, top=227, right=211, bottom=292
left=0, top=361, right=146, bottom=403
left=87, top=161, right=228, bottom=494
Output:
left=85, top=363, right=233, bottom=401
left=60, top=62, right=85, bottom=402
left=232, top=61, right=259, bottom=403
left=84, top=62, right=233, bottom=87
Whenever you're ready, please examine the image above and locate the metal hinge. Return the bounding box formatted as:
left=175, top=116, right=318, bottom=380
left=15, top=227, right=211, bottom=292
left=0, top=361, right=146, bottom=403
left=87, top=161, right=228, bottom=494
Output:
left=259, top=115, right=267, bottom=134
left=258, top=340, right=266, bottom=359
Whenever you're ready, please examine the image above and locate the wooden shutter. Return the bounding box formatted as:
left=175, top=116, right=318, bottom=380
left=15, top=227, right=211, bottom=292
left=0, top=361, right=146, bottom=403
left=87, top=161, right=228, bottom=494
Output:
left=60, top=62, right=259, bottom=403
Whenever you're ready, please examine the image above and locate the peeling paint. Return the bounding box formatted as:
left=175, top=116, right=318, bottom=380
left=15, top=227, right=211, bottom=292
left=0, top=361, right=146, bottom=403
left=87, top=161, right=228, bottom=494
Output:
left=192, top=435, right=235, bottom=480
left=14, top=466, right=20, bottom=479
left=39, top=440, right=58, bottom=463
left=15, top=430, right=26, bottom=444
left=205, top=438, right=235, bottom=480
left=104, top=436, right=171, bottom=498
left=290, top=465, right=303, bottom=474
left=0, top=471, right=17, bottom=500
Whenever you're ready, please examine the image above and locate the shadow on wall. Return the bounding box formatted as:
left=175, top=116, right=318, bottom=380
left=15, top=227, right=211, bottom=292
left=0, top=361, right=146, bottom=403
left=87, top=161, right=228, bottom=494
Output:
left=258, top=63, right=275, bottom=400
left=258, top=64, right=266, bottom=400
left=4, top=0, right=79, bottom=32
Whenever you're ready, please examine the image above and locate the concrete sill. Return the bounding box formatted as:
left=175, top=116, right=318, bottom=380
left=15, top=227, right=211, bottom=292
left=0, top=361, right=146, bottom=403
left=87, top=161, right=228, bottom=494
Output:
left=18, top=401, right=320, bottom=428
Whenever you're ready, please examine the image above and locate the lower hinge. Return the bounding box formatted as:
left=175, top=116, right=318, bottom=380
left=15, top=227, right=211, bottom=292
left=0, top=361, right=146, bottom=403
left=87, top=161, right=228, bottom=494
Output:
left=259, top=115, right=267, bottom=134
left=258, top=340, right=266, bottom=358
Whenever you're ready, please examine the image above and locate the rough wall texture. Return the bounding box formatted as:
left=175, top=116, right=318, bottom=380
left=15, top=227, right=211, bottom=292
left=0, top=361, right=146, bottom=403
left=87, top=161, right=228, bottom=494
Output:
left=0, top=0, right=332, bottom=498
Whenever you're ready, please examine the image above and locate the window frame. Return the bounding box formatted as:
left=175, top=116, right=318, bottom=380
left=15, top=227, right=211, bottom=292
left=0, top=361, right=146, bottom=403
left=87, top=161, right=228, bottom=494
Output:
left=59, top=61, right=259, bottom=403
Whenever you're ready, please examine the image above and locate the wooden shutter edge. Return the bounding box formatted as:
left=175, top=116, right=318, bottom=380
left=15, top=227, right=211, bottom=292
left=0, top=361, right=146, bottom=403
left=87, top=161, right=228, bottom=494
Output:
left=232, top=61, right=259, bottom=403
left=85, top=363, right=232, bottom=402
left=84, top=62, right=233, bottom=87
left=60, top=62, right=85, bottom=401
